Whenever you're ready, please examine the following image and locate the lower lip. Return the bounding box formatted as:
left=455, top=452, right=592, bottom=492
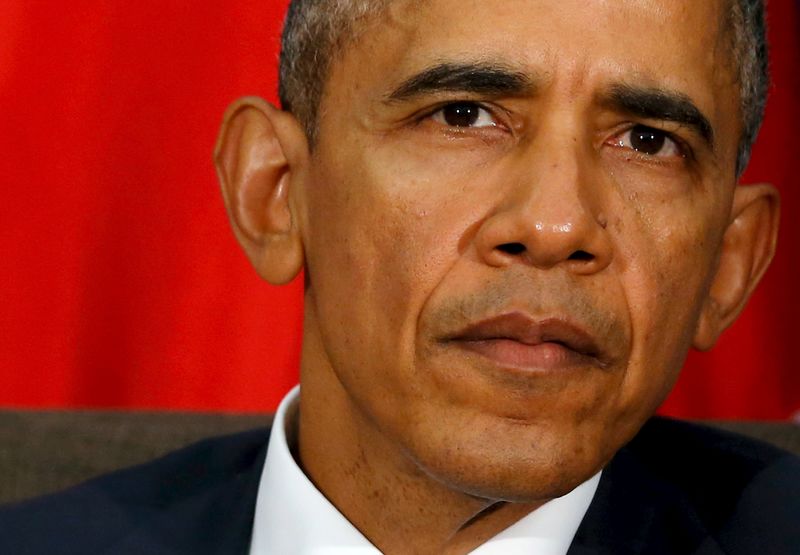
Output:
left=455, top=339, right=594, bottom=371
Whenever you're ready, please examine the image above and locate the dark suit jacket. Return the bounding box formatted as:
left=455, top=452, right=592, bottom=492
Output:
left=0, top=418, right=797, bottom=554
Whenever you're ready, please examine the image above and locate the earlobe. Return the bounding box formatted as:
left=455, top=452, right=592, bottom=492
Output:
left=693, top=183, right=780, bottom=350
left=214, top=96, right=308, bottom=285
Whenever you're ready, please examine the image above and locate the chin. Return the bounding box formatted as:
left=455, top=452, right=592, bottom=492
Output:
left=406, top=418, right=613, bottom=503
left=426, top=449, right=599, bottom=503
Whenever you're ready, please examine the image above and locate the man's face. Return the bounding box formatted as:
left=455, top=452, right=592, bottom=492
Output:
left=297, top=0, right=741, bottom=499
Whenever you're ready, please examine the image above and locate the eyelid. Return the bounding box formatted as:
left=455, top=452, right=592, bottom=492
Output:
left=608, top=124, right=691, bottom=160
left=432, top=103, right=496, bottom=128
left=418, top=100, right=511, bottom=130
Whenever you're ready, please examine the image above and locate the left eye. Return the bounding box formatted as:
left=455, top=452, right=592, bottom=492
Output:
left=431, top=102, right=497, bottom=128
left=614, top=125, right=682, bottom=157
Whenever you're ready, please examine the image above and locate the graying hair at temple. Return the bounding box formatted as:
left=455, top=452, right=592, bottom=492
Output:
left=278, top=0, right=768, bottom=176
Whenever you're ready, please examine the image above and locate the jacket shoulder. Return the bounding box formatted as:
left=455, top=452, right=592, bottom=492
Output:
left=614, top=418, right=799, bottom=554
left=0, top=426, right=271, bottom=555
left=629, top=418, right=799, bottom=506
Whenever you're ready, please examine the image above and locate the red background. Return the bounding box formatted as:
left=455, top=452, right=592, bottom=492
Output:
left=0, top=1, right=798, bottom=419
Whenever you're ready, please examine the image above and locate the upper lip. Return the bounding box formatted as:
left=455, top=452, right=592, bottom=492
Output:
left=443, top=312, right=607, bottom=364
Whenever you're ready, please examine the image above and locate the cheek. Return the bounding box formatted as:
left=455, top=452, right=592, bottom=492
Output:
left=612, top=192, right=722, bottom=414
left=304, top=131, right=509, bottom=321
left=300, top=149, right=476, bottom=380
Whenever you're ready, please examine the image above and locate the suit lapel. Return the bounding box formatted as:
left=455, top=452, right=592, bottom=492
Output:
left=567, top=443, right=725, bottom=555
left=566, top=449, right=657, bottom=555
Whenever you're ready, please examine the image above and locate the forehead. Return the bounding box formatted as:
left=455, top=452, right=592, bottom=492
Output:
left=324, top=0, right=738, bottom=136
left=383, top=0, right=726, bottom=67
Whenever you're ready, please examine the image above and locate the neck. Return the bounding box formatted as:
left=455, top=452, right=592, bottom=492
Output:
left=297, top=327, right=545, bottom=554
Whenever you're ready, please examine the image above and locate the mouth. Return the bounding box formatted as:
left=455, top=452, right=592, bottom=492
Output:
left=441, top=312, right=609, bottom=372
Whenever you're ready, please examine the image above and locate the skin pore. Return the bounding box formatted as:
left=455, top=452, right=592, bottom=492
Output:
left=215, top=1, right=780, bottom=553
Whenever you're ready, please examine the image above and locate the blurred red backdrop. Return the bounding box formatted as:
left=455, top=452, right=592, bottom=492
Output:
left=0, top=1, right=797, bottom=418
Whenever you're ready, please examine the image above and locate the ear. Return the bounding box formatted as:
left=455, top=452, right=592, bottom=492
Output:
left=214, top=96, right=308, bottom=285
left=693, top=183, right=780, bottom=350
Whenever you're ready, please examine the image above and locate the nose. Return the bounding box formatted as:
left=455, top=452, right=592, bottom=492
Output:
left=474, top=139, right=612, bottom=275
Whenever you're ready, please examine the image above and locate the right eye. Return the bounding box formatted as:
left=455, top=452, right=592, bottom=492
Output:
left=609, top=124, right=684, bottom=159
left=431, top=102, right=498, bottom=128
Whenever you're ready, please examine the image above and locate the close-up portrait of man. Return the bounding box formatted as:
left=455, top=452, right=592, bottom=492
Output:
left=1, top=0, right=798, bottom=554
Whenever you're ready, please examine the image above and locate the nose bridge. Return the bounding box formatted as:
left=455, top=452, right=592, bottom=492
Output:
left=475, top=114, right=612, bottom=273
left=518, top=119, right=588, bottom=221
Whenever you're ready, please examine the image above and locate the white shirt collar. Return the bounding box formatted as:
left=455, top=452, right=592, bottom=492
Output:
left=249, top=385, right=600, bottom=555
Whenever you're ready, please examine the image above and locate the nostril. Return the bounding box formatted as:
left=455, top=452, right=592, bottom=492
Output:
left=497, top=242, right=526, bottom=255
left=568, top=250, right=595, bottom=262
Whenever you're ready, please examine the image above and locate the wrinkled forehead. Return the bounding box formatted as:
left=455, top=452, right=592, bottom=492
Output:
left=337, top=0, right=736, bottom=81
left=371, top=0, right=733, bottom=50
left=367, top=0, right=731, bottom=71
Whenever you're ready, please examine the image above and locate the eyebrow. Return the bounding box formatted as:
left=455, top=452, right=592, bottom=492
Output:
left=386, top=61, right=536, bottom=102
left=602, top=84, right=715, bottom=148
